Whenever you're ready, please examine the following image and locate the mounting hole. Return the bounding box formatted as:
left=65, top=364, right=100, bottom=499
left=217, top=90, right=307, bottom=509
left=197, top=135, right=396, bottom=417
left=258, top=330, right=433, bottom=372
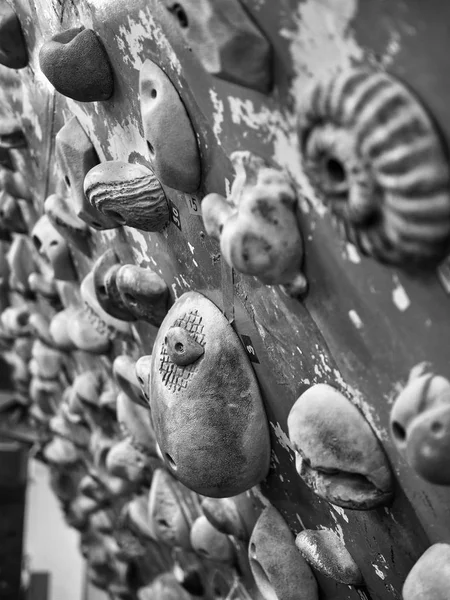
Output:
left=165, top=452, right=177, bottom=470
left=137, top=375, right=144, bottom=385
left=64, top=175, right=71, bottom=188
left=174, top=342, right=184, bottom=352
left=168, top=3, right=189, bottom=28
left=158, top=518, right=169, bottom=528
left=104, top=210, right=126, bottom=225
left=98, top=285, right=107, bottom=297
left=151, top=89, right=157, bottom=99
left=392, top=421, right=407, bottom=442
left=91, top=220, right=102, bottom=228
left=325, top=157, right=346, bottom=184
left=32, top=234, right=41, bottom=252
left=49, top=239, right=59, bottom=247
left=431, top=420, right=445, bottom=435
left=147, top=140, right=155, bottom=156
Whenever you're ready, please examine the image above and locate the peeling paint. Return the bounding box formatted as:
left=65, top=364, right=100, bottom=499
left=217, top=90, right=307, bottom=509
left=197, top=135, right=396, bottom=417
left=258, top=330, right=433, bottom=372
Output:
left=209, top=89, right=224, bottom=142
left=392, top=276, right=411, bottom=312
left=348, top=309, right=363, bottom=330
left=270, top=421, right=295, bottom=454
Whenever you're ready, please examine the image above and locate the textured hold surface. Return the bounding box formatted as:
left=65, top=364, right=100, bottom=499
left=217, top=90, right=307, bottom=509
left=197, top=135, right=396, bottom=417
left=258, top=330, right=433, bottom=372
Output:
left=137, top=291, right=270, bottom=497
left=139, top=59, right=201, bottom=192
left=32, top=214, right=77, bottom=281
left=56, top=117, right=117, bottom=229
left=81, top=271, right=132, bottom=337
left=0, top=2, right=27, bottom=69
left=249, top=506, right=318, bottom=600
left=296, top=529, right=363, bottom=585
left=147, top=468, right=200, bottom=549
left=138, top=574, right=192, bottom=600
left=45, top=193, right=91, bottom=257
left=165, top=326, right=204, bottom=366
left=66, top=307, right=111, bottom=354
left=39, top=27, right=113, bottom=102
left=298, top=67, right=450, bottom=269
left=0, top=191, right=27, bottom=233
left=403, top=544, right=450, bottom=600
left=203, top=152, right=307, bottom=297
left=162, top=0, right=272, bottom=92
left=390, top=363, right=450, bottom=485
left=200, top=493, right=257, bottom=540
left=190, top=515, right=234, bottom=563
left=113, top=355, right=148, bottom=408
left=0, top=117, right=26, bottom=148
left=287, top=384, right=394, bottom=510
left=84, top=161, right=169, bottom=231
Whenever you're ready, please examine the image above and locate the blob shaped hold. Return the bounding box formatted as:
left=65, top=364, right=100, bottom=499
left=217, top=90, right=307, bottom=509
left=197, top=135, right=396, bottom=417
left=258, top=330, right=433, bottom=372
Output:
left=287, top=383, right=394, bottom=510
left=28, top=272, right=59, bottom=301
left=84, top=161, right=169, bottom=231
left=162, top=0, right=272, bottom=92
left=106, top=437, right=152, bottom=484
left=139, top=59, right=201, bottom=192
left=44, top=437, right=79, bottom=466
left=0, top=117, right=26, bottom=148
left=81, top=271, right=132, bottom=338
left=56, top=117, right=117, bottom=229
left=39, top=27, right=113, bottom=102
left=138, top=574, right=192, bottom=600
left=0, top=3, right=28, bottom=69
left=113, top=355, right=148, bottom=408
left=116, top=391, right=157, bottom=457
left=31, top=339, right=63, bottom=379
left=66, top=307, right=111, bottom=354
left=249, top=506, right=318, bottom=600
left=135, top=354, right=152, bottom=402
left=403, top=543, right=450, bottom=600
left=148, top=468, right=201, bottom=549
left=49, top=308, right=77, bottom=351
left=203, top=152, right=307, bottom=297
left=165, top=326, right=204, bottom=366
left=297, top=67, right=450, bottom=270
left=201, top=493, right=257, bottom=540
left=190, top=515, right=234, bottom=563
left=32, top=214, right=77, bottom=281
left=45, top=193, right=91, bottom=257
left=139, top=291, right=270, bottom=497
left=390, top=363, right=450, bottom=485
left=0, top=191, right=27, bottom=233
left=295, top=529, right=363, bottom=586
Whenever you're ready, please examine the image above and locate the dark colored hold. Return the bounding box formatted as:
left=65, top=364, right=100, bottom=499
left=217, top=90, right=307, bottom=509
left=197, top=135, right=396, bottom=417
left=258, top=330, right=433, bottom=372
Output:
left=165, top=326, right=204, bottom=366
left=0, top=2, right=28, bottom=69
left=39, top=27, right=114, bottom=102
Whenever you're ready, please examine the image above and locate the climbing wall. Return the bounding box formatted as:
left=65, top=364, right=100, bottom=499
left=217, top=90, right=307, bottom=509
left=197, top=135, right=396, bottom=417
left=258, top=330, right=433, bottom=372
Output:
left=1, top=0, right=450, bottom=599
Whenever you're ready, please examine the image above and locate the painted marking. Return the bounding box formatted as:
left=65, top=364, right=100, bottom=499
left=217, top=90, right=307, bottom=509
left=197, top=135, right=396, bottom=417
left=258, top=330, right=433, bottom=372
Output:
left=241, top=335, right=260, bottom=363
left=185, top=195, right=201, bottom=216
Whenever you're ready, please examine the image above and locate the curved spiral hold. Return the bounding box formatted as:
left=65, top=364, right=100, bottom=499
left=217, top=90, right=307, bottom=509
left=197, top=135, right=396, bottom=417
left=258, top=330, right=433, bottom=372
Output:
left=298, top=67, right=450, bottom=269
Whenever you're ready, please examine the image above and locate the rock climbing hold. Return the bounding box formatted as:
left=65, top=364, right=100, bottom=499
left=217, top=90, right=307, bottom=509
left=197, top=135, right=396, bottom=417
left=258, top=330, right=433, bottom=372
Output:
left=0, top=2, right=28, bottom=69
left=45, top=193, right=91, bottom=257
left=190, top=515, right=235, bottom=563
left=32, top=214, right=77, bottom=281
left=201, top=493, right=257, bottom=540
left=165, top=326, right=204, bottom=366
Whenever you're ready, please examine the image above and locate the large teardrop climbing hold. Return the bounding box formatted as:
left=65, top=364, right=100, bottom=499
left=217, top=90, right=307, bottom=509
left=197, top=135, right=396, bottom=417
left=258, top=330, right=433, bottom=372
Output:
left=139, top=59, right=201, bottom=192
left=287, top=383, right=394, bottom=510
left=39, top=27, right=114, bottom=102
left=136, top=291, right=271, bottom=497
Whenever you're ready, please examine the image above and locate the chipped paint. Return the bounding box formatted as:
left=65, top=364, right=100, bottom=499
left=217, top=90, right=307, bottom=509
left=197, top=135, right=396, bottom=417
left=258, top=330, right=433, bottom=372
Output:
left=346, top=243, right=361, bottom=264
left=209, top=89, right=224, bottom=142
left=126, top=227, right=151, bottom=265
left=330, top=504, right=349, bottom=524
left=392, top=276, right=410, bottom=312
left=270, top=421, right=295, bottom=454
left=348, top=309, right=363, bottom=330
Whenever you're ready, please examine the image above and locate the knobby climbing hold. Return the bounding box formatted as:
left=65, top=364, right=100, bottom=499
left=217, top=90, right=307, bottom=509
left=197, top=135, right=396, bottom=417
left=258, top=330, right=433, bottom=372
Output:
left=56, top=117, right=117, bottom=229
left=39, top=27, right=114, bottom=102
left=403, top=543, right=450, bottom=600
left=139, top=59, right=201, bottom=192
left=390, top=362, right=450, bottom=485
left=162, top=0, right=272, bottom=93
left=84, top=161, right=169, bottom=231
left=298, top=67, right=450, bottom=270
left=203, top=151, right=307, bottom=297
left=287, top=383, right=394, bottom=510
left=249, top=506, right=318, bottom=600
left=0, top=2, right=28, bottom=68
left=32, top=214, right=77, bottom=281
left=295, top=529, right=363, bottom=586
left=136, top=291, right=271, bottom=497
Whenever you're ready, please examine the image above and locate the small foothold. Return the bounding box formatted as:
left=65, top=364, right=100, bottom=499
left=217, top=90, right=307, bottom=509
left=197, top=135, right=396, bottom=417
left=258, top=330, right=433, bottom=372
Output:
left=148, top=468, right=201, bottom=549
left=139, top=59, right=201, bottom=192
left=249, top=506, right=318, bottom=600
left=113, top=355, right=148, bottom=408
left=390, top=363, right=450, bottom=485
left=138, top=574, right=192, bottom=600
left=66, top=307, right=111, bottom=354
left=45, top=193, right=91, bottom=256
left=165, top=326, right=204, bottom=366
left=39, top=27, right=114, bottom=102
left=295, top=529, right=363, bottom=586
left=403, top=543, right=450, bottom=600
left=84, top=161, right=169, bottom=231
left=190, top=515, right=234, bottom=563
left=201, top=493, right=257, bottom=540
left=203, top=152, right=306, bottom=296
left=0, top=2, right=28, bottom=69
left=298, top=67, right=450, bottom=270
left=0, top=191, right=27, bottom=233
left=31, top=215, right=77, bottom=281
left=56, top=117, right=117, bottom=229
left=287, top=384, right=394, bottom=510
left=49, top=308, right=77, bottom=351
left=80, top=271, right=132, bottom=337
left=116, top=264, right=169, bottom=326
left=0, top=117, right=26, bottom=148
left=149, top=291, right=270, bottom=497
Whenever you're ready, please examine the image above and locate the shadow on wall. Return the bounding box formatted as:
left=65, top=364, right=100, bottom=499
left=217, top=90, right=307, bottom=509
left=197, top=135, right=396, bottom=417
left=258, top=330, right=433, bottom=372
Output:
left=23, top=460, right=84, bottom=600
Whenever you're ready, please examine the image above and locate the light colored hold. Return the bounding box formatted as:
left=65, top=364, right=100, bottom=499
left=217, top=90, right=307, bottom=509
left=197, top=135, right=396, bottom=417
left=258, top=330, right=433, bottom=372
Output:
left=106, top=436, right=152, bottom=484
left=165, top=326, right=204, bottom=366
left=66, top=307, right=111, bottom=354
left=1, top=305, right=30, bottom=337
left=31, top=214, right=77, bottom=281
left=113, top=355, right=148, bottom=408
left=201, top=493, right=257, bottom=540
left=138, top=574, right=192, bottom=600
left=139, top=59, right=201, bottom=192
left=0, top=169, right=31, bottom=200
left=31, top=339, right=63, bottom=379
left=28, top=272, right=58, bottom=300
left=49, top=308, right=77, bottom=351
left=403, top=543, right=450, bottom=600
left=190, top=515, right=234, bottom=563
left=45, top=193, right=91, bottom=257
left=84, top=161, right=169, bottom=231
left=116, top=391, right=157, bottom=456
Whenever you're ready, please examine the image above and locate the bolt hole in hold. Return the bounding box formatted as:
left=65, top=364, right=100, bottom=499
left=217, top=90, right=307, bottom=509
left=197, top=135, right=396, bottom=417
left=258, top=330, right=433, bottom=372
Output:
left=324, top=157, right=346, bottom=185
left=147, top=140, right=155, bottom=156
left=64, top=175, right=71, bottom=188
left=392, top=421, right=407, bottom=442
left=175, top=342, right=184, bottom=353
left=166, top=452, right=177, bottom=470
left=151, top=89, right=157, bottom=99
left=431, top=421, right=445, bottom=436
left=169, top=3, right=189, bottom=28
left=32, top=235, right=42, bottom=252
